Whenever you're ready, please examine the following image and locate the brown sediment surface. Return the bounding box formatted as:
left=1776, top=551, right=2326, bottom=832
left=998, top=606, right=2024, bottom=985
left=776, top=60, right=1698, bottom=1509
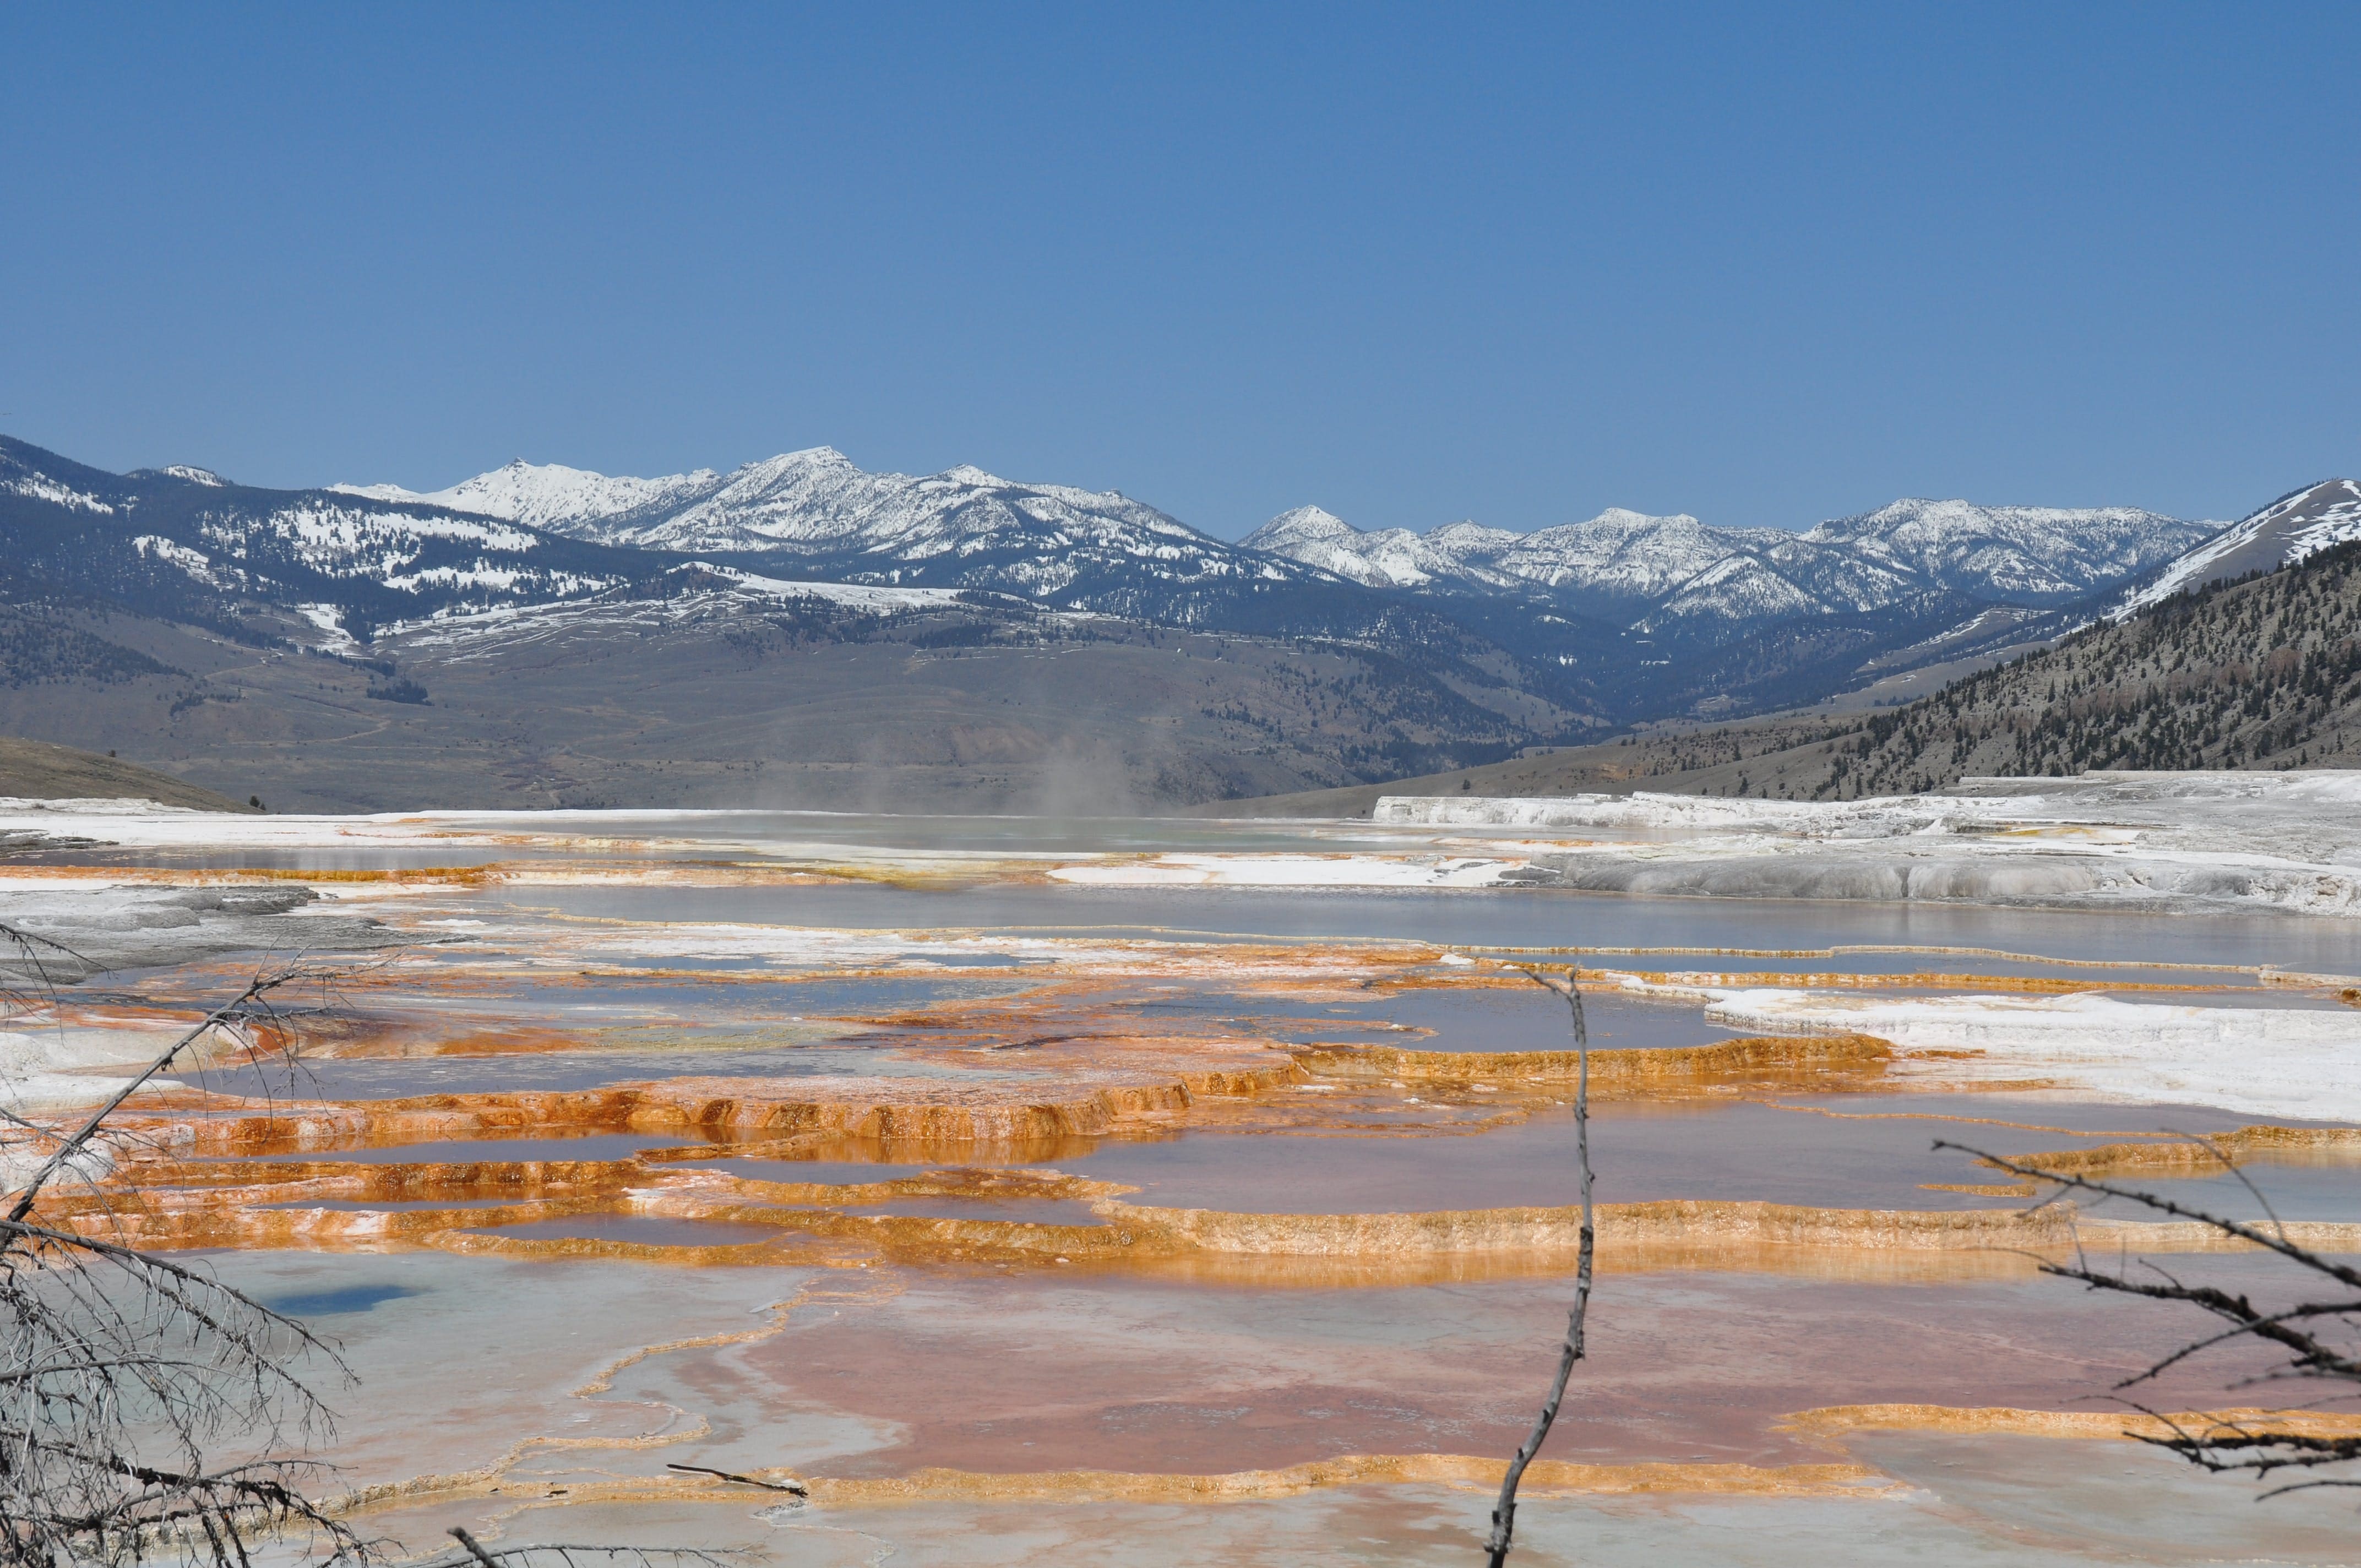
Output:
left=103, top=1063, right=1308, bottom=1157
left=91, top=1025, right=1924, bottom=1171
left=1296, top=1033, right=1894, bottom=1092
left=1981, top=1123, right=2361, bottom=1182
left=800, top=1455, right=1890, bottom=1502
left=63, top=1144, right=2361, bottom=1273
left=686, top=1456, right=1893, bottom=1507
left=1781, top=1403, right=2361, bottom=1446
left=336, top=1457, right=1887, bottom=1523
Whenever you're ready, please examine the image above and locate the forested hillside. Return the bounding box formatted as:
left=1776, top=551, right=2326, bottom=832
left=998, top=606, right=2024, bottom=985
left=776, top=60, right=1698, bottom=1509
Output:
left=1820, top=538, right=2361, bottom=796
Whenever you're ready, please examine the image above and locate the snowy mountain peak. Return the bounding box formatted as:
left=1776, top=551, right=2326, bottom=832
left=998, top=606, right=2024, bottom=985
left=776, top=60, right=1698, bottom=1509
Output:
left=1586, top=506, right=1703, bottom=536
left=1244, top=506, right=1357, bottom=545
left=1243, top=507, right=1495, bottom=589
left=1424, top=520, right=1518, bottom=553
left=1805, top=498, right=2216, bottom=601
left=328, top=445, right=1258, bottom=584
left=329, top=458, right=722, bottom=532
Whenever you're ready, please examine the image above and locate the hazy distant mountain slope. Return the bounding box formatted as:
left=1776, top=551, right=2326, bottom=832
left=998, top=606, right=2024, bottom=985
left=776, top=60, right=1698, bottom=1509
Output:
left=0, top=435, right=652, bottom=642
left=1249, top=496, right=2216, bottom=623
left=0, top=579, right=1584, bottom=813
left=1805, top=498, right=2213, bottom=602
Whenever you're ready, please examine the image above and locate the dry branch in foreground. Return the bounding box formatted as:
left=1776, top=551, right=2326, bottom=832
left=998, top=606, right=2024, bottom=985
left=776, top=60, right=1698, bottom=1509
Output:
left=1483, top=965, right=1595, bottom=1565
left=1944, top=1140, right=2361, bottom=1495
left=1, top=951, right=372, bottom=1568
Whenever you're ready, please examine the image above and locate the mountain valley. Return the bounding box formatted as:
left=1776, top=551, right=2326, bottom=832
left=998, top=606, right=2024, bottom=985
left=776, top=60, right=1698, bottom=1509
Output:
left=1218, top=483, right=2361, bottom=816
left=2, top=433, right=2348, bottom=810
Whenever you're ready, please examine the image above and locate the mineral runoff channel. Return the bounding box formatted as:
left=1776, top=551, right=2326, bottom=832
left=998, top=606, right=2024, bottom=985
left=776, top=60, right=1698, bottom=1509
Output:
left=8, top=793, right=2361, bottom=1564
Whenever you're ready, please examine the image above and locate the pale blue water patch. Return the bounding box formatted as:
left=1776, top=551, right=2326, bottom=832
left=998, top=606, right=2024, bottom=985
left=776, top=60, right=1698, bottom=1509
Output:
left=595, top=954, right=795, bottom=971
left=896, top=951, right=1028, bottom=967
left=2074, top=1163, right=2361, bottom=1223
left=506, top=974, right=1038, bottom=1013
left=264, top=1282, right=420, bottom=1316
left=1320, top=986, right=1743, bottom=1053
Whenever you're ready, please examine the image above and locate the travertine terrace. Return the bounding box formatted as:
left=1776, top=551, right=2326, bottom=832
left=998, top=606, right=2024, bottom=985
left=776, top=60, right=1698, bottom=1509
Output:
left=6, top=790, right=2360, bottom=1563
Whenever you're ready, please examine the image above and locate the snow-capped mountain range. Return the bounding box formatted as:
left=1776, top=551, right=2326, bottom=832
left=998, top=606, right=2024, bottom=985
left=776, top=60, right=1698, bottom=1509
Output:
left=339, top=448, right=2226, bottom=639
left=1244, top=496, right=2219, bottom=625
left=334, top=448, right=1303, bottom=607
left=4, top=429, right=2342, bottom=732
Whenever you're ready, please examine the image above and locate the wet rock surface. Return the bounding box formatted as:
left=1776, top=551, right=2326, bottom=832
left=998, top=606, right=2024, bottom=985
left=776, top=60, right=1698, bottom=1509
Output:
left=7, top=804, right=2358, bottom=1562
left=0, top=884, right=400, bottom=981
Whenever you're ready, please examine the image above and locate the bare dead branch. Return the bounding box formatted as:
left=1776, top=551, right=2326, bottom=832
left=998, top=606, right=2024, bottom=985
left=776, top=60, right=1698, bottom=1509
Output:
left=2, top=955, right=375, bottom=1568
left=6, top=967, right=309, bottom=1226
left=429, top=1533, right=735, bottom=1568
left=1941, top=1138, right=2361, bottom=1495
left=661, top=1462, right=806, bottom=1495
left=1483, top=963, right=1593, bottom=1566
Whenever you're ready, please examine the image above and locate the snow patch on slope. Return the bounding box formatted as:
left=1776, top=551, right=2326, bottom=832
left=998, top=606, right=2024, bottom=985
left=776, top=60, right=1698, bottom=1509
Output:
left=5, top=473, right=118, bottom=515
left=2114, top=480, right=2361, bottom=618
left=133, top=535, right=220, bottom=586
left=391, top=563, right=973, bottom=660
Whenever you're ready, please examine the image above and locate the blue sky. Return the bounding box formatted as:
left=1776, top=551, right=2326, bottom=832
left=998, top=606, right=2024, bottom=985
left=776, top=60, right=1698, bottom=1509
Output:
left=5, top=3, right=2355, bottom=537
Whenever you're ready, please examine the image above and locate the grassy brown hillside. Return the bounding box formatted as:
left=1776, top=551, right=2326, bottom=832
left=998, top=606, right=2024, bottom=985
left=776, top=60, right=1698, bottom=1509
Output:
left=0, top=734, right=255, bottom=812
left=1209, top=538, right=2361, bottom=816
left=0, top=598, right=1588, bottom=814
